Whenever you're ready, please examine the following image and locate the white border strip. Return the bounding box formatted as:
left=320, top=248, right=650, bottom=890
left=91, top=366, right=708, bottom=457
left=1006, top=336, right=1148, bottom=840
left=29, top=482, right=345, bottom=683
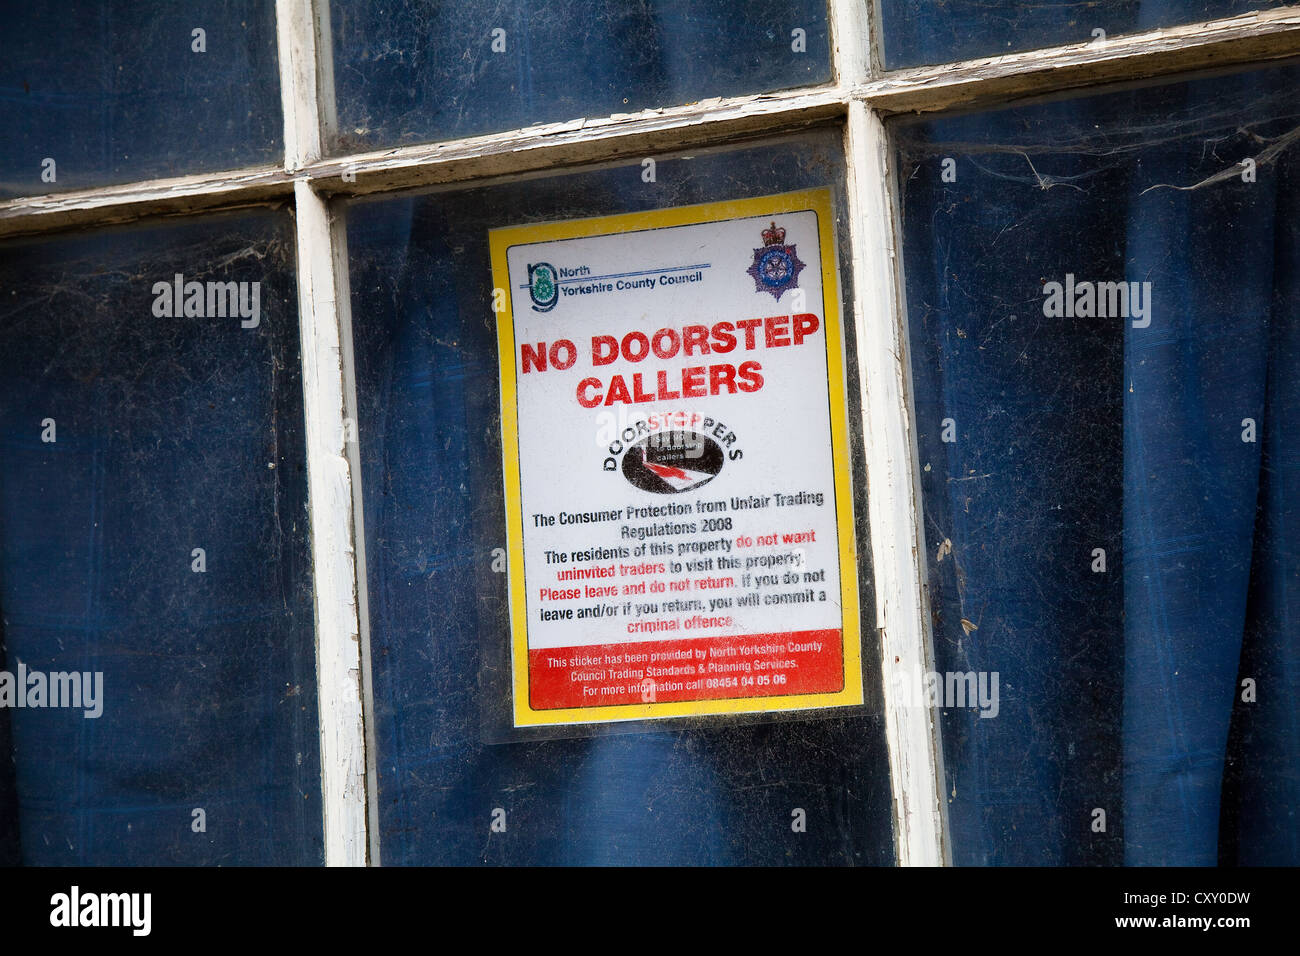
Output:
left=332, top=209, right=383, bottom=868
left=279, top=0, right=370, bottom=866
left=832, top=0, right=949, bottom=866
left=843, top=101, right=949, bottom=867
left=276, top=0, right=324, bottom=170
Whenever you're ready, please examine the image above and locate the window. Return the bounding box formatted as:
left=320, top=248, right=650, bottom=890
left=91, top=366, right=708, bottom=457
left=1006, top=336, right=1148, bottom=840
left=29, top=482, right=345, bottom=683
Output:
left=897, top=61, right=1300, bottom=866
left=2, top=0, right=1297, bottom=866
left=1, top=1, right=282, bottom=196
left=879, top=0, right=1292, bottom=67
left=328, top=0, right=832, bottom=148
left=0, top=211, right=320, bottom=864
left=346, top=134, right=892, bottom=864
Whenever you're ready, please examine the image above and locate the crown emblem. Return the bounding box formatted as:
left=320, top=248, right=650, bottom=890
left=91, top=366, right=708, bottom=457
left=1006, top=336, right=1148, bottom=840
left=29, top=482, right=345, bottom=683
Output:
left=761, top=221, right=786, bottom=246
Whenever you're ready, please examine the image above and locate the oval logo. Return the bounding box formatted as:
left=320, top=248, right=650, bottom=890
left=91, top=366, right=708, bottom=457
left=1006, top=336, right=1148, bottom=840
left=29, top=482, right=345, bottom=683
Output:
left=527, top=262, right=558, bottom=312
left=622, top=430, right=723, bottom=494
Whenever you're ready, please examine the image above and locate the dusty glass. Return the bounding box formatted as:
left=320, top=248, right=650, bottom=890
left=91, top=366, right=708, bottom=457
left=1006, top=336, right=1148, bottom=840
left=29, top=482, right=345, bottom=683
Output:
left=0, top=210, right=322, bottom=864
left=896, top=62, right=1300, bottom=865
left=344, top=131, right=895, bottom=865
left=0, top=1, right=282, bottom=197
left=880, top=0, right=1290, bottom=70
left=328, top=0, right=831, bottom=152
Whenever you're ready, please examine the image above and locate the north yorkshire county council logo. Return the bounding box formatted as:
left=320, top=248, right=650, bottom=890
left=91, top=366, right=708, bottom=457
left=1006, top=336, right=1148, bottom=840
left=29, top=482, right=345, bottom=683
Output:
left=527, top=262, right=559, bottom=312
left=747, top=221, right=806, bottom=300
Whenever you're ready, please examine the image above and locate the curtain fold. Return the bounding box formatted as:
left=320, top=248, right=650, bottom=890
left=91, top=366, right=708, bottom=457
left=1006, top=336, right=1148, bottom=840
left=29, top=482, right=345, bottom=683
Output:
left=1120, top=72, right=1281, bottom=865
left=900, top=59, right=1300, bottom=865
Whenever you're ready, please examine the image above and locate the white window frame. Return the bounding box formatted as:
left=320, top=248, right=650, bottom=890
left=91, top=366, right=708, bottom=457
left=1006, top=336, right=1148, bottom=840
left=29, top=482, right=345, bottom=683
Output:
left=3, top=0, right=1299, bottom=867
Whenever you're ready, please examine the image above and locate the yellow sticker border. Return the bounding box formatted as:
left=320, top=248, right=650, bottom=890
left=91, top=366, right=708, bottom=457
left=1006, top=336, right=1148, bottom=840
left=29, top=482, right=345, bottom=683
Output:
left=490, top=187, right=863, bottom=727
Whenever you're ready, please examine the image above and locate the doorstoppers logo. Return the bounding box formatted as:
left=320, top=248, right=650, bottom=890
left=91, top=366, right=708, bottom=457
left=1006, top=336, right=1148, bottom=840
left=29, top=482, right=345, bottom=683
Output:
left=747, top=221, right=805, bottom=300
left=622, top=430, right=723, bottom=493
left=528, top=262, right=559, bottom=312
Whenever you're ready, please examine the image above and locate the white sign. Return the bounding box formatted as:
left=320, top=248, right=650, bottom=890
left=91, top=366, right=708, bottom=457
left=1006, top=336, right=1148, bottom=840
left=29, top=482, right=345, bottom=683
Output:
left=491, top=189, right=862, bottom=726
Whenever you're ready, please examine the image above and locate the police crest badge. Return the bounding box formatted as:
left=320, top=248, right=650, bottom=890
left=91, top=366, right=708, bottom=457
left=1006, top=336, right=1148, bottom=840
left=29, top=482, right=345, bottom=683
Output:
left=746, top=220, right=806, bottom=300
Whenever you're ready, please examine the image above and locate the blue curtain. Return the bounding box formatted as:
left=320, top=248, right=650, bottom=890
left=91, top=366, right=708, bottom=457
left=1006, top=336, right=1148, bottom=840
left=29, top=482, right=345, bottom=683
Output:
left=0, top=214, right=323, bottom=864
left=0, top=1, right=283, bottom=197
left=1122, top=70, right=1300, bottom=866
left=327, top=0, right=830, bottom=148
left=900, top=61, right=1299, bottom=865
left=881, top=0, right=1287, bottom=68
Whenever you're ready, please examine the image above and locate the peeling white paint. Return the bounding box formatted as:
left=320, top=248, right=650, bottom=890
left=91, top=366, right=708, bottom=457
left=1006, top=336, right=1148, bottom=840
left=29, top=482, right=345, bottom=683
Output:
left=866, top=9, right=1300, bottom=115
left=843, top=111, right=949, bottom=866
left=829, top=0, right=949, bottom=867
left=4, top=10, right=1298, bottom=237
left=282, top=0, right=368, bottom=867
left=293, top=180, right=369, bottom=867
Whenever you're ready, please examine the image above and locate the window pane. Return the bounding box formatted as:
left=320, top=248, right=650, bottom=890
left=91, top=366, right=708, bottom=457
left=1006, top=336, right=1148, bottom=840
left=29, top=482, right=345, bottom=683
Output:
left=328, top=1, right=830, bottom=152
left=345, top=132, right=894, bottom=865
left=0, top=211, right=322, bottom=864
left=881, top=0, right=1290, bottom=70
left=1, top=2, right=282, bottom=198
left=895, top=63, right=1300, bottom=864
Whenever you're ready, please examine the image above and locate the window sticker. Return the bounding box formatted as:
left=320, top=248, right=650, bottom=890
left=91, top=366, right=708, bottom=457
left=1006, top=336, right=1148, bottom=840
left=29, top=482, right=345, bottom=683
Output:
left=491, top=188, right=863, bottom=726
